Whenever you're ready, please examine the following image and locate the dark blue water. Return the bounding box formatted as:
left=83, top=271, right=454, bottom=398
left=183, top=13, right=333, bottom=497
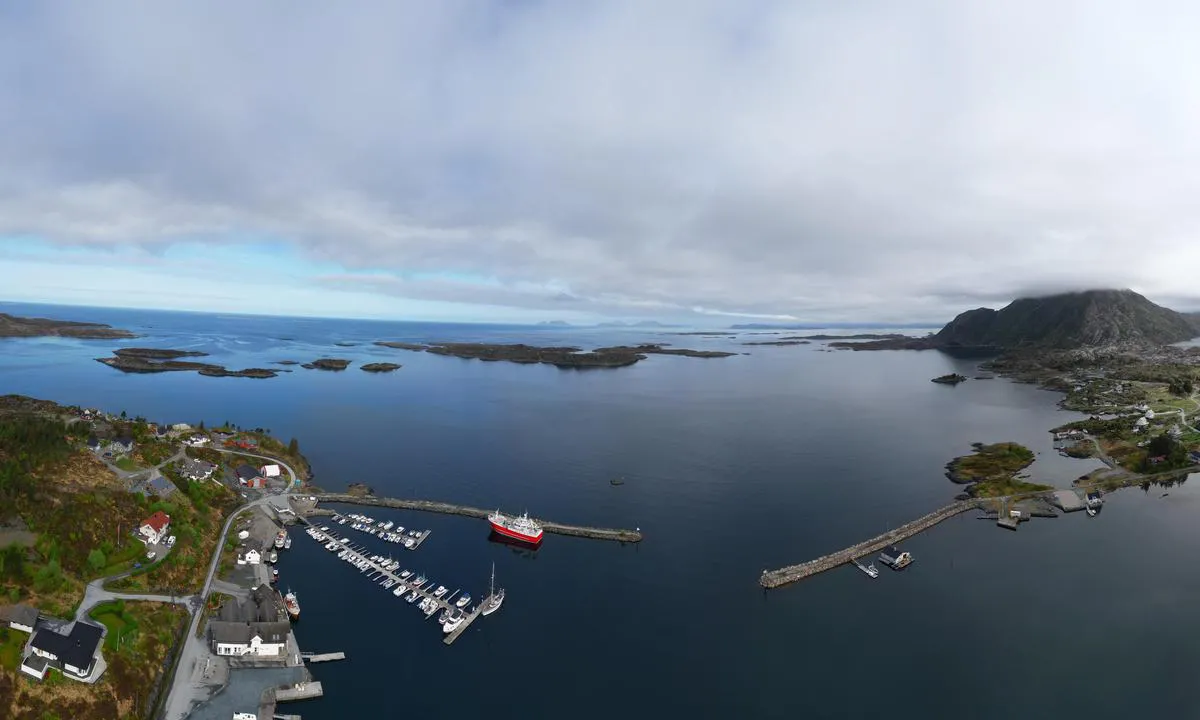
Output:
left=3, top=301, right=1197, bottom=719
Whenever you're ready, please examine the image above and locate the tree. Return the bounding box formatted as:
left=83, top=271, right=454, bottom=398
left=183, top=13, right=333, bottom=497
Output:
left=288, top=438, right=300, bottom=455
left=33, top=559, right=63, bottom=593
left=198, top=420, right=205, bottom=430
left=87, top=548, right=106, bottom=572
left=120, top=410, right=127, bottom=419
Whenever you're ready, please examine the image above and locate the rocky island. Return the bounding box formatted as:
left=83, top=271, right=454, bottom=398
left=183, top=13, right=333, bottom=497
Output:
left=945, top=442, right=1049, bottom=497
left=0, top=311, right=135, bottom=339
left=373, top=341, right=735, bottom=368
left=302, top=358, right=352, bottom=370
left=931, top=373, right=968, bottom=385
left=360, top=362, right=402, bottom=372
left=96, top=348, right=278, bottom=378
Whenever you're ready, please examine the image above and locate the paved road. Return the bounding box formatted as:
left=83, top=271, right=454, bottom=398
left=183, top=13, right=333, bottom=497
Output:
left=75, top=582, right=197, bottom=622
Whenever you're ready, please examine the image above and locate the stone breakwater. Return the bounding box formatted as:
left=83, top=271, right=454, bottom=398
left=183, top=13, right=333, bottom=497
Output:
left=309, top=493, right=643, bottom=543
left=759, top=500, right=978, bottom=588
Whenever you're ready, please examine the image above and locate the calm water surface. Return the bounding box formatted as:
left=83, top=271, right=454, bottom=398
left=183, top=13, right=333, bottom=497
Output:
left=1, top=302, right=1196, bottom=719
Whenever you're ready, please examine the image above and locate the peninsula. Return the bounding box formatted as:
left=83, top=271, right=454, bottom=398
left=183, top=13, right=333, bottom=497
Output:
left=0, top=312, right=135, bottom=339
left=373, top=341, right=734, bottom=368
left=96, top=348, right=279, bottom=378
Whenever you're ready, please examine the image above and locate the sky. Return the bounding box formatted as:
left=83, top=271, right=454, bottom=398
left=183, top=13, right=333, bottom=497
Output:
left=3, top=1, right=1200, bottom=324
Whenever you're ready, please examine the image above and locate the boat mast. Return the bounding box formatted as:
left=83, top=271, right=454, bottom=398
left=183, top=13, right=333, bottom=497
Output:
left=489, top=562, right=496, bottom=596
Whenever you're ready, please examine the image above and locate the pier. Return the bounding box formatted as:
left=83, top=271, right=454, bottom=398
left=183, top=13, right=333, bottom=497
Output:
left=306, top=493, right=643, bottom=543
left=300, top=651, right=346, bottom=663
left=759, top=500, right=978, bottom=589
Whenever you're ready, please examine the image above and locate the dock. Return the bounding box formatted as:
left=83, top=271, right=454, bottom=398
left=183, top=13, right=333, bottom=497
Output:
left=304, top=525, right=488, bottom=645
left=759, top=500, right=977, bottom=589
left=259, top=677, right=322, bottom=718
left=300, top=651, right=345, bottom=663
left=306, top=493, right=642, bottom=543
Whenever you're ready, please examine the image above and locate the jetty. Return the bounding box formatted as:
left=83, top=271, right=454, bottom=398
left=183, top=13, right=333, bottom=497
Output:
left=759, top=500, right=977, bottom=589
left=306, top=493, right=642, bottom=543
left=259, top=678, right=323, bottom=719
left=300, top=651, right=345, bottom=663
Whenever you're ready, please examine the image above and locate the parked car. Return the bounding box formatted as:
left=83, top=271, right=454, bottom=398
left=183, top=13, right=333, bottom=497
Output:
left=145, top=550, right=156, bottom=561
left=166, top=535, right=176, bottom=547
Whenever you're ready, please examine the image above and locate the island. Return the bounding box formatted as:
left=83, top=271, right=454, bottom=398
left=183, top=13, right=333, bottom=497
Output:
left=360, top=362, right=402, bottom=373
left=273, top=360, right=300, bottom=365
left=0, top=311, right=135, bottom=339
left=301, top=358, right=352, bottom=370
left=372, top=341, right=735, bottom=368
left=945, top=442, right=1050, bottom=497
left=931, top=373, right=968, bottom=385
left=96, top=348, right=279, bottom=378
left=742, top=340, right=812, bottom=346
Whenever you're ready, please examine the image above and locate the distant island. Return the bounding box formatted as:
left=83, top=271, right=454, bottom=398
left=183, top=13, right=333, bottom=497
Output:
left=945, top=442, right=1050, bottom=497
left=373, top=341, right=735, bottom=368
left=96, top=348, right=279, bottom=378
left=931, top=373, right=967, bottom=385
left=302, top=358, right=352, bottom=370
left=0, top=312, right=135, bottom=339
left=360, top=362, right=402, bottom=373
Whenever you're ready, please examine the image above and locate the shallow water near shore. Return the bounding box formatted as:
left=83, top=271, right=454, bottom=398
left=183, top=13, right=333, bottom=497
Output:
left=3, top=302, right=1199, bottom=718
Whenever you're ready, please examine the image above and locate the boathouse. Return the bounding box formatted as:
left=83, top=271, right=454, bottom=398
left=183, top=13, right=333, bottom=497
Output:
left=209, top=621, right=289, bottom=657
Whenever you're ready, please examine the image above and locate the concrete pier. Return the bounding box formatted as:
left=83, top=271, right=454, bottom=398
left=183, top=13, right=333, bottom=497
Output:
left=759, top=500, right=977, bottom=589
left=301, top=651, right=345, bottom=663
left=307, top=493, right=642, bottom=543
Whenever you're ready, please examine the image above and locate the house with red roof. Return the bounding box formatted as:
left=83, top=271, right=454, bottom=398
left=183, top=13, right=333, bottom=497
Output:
left=138, top=511, right=171, bottom=545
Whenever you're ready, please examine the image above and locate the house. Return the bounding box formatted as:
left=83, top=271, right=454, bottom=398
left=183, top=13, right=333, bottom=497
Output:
left=259, top=464, right=281, bottom=479
left=238, top=548, right=261, bottom=565
left=180, top=458, right=215, bottom=481
left=186, top=435, right=210, bottom=447
left=0, top=604, right=38, bottom=634
left=1145, top=409, right=1156, bottom=420
left=145, top=475, right=174, bottom=497
left=171, top=423, right=193, bottom=432
left=208, top=620, right=289, bottom=657
left=109, top=435, right=135, bottom=455
left=236, top=464, right=262, bottom=488
left=138, top=511, right=171, bottom=545
left=22, top=620, right=104, bottom=682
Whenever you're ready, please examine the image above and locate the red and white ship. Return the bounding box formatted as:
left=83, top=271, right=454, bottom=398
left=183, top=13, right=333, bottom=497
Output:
left=283, top=589, right=300, bottom=620
left=488, top=510, right=543, bottom=545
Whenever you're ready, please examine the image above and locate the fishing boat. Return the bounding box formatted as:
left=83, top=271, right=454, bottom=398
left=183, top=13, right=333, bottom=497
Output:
left=852, top=558, right=879, bottom=578
left=455, top=593, right=471, bottom=609
left=1086, top=491, right=1104, bottom=517
left=481, top=563, right=505, bottom=616
left=488, top=510, right=543, bottom=545
left=274, top=530, right=286, bottom=549
left=284, top=589, right=300, bottom=620
left=878, top=546, right=913, bottom=570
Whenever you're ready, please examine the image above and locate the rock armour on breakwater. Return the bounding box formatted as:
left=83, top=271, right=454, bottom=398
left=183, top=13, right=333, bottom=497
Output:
left=309, top=493, right=642, bottom=542
left=759, top=500, right=978, bottom=588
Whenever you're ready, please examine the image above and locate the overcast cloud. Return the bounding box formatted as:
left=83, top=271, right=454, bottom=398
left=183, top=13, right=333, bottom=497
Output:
left=2, top=1, right=1200, bottom=322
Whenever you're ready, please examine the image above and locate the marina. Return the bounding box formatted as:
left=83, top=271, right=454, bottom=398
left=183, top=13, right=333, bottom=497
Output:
left=301, top=522, right=500, bottom=645
left=304, top=493, right=642, bottom=543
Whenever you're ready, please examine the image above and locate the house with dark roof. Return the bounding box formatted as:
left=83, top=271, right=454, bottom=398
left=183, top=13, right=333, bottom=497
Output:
left=208, top=620, right=289, bottom=657
left=180, top=457, right=216, bottom=481
left=22, top=620, right=104, bottom=681
left=0, top=603, right=38, bottom=633
left=236, top=464, right=262, bottom=488
left=108, top=435, right=135, bottom=455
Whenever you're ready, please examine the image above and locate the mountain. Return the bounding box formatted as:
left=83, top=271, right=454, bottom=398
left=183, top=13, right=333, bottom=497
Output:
left=934, top=289, right=1197, bottom=350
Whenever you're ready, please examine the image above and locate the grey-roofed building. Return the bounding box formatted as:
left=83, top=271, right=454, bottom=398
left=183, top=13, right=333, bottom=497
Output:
left=235, top=464, right=260, bottom=485
left=208, top=621, right=290, bottom=657
left=147, top=474, right=175, bottom=497
left=0, top=603, right=38, bottom=633
left=180, top=457, right=216, bottom=481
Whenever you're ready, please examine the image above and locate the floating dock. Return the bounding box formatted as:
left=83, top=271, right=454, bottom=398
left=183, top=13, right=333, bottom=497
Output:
left=301, top=651, right=345, bottom=663
left=307, top=493, right=642, bottom=543
left=759, top=500, right=977, bottom=589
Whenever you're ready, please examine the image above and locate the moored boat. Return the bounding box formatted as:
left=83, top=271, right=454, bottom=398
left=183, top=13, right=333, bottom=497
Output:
left=433, top=585, right=447, bottom=598
left=481, top=563, right=504, bottom=616
left=455, top=593, right=471, bottom=608
left=487, top=510, right=543, bottom=545
left=878, top=546, right=913, bottom=570
left=284, top=589, right=300, bottom=620
left=274, top=530, right=286, bottom=549
left=442, top=609, right=465, bottom=634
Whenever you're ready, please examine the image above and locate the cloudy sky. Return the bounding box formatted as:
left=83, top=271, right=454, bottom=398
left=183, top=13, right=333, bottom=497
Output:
left=2, top=1, right=1199, bottom=324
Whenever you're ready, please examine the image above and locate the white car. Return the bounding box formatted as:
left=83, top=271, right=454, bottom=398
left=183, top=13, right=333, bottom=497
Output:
left=145, top=550, right=156, bottom=561
left=166, top=535, right=176, bottom=547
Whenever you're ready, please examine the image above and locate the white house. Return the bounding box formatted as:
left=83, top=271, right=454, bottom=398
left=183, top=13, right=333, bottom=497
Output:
left=22, top=621, right=103, bottom=682
left=172, top=423, right=193, bottom=432
left=186, top=435, right=210, bottom=447
left=209, top=621, right=289, bottom=657
left=138, top=511, right=171, bottom=546
left=238, top=548, right=261, bottom=565
left=259, top=464, right=281, bottom=479
left=1146, top=409, right=1156, bottom=420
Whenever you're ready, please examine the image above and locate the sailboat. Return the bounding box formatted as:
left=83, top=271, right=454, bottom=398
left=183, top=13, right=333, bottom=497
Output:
left=481, top=562, right=505, bottom=616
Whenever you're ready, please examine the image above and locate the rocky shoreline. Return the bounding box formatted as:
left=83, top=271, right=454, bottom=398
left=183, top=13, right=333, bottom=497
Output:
left=96, top=348, right=279, bottom=378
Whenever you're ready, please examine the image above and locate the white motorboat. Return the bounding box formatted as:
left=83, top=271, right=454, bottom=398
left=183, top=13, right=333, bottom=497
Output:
left=393, top=585, right=406, bottom=597
left=406, top=591, right=419, bottom=603
left=455, top=594, right=471, bottom=609
left=442, top=610, right=465, bottom=634
left=433, top=586, right=448, bottom=598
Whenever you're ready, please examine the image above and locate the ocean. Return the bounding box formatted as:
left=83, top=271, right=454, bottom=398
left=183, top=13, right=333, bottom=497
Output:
left=2, top=301, right=1198, bottom=719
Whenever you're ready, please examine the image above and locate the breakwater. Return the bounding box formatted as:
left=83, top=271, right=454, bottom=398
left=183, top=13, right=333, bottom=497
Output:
left=307, top=493, right=643, bottom=543
left=759, top=500, right=978, bottom=588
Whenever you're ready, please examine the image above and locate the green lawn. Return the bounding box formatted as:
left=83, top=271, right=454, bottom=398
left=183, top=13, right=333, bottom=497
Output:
left=0, top=626, right=25, bottom=671
left=114, top=456, right=139, bottom=472
left=90, top=600, right=140, bottom=653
